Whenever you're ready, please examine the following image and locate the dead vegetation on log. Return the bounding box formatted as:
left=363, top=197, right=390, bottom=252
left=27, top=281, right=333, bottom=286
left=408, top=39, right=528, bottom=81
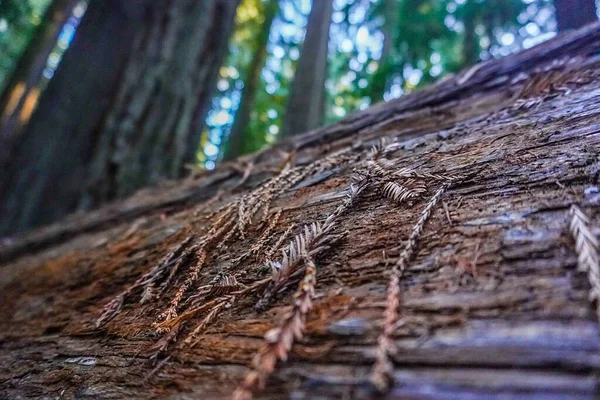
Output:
left=569, top=205, right=600, bottom=319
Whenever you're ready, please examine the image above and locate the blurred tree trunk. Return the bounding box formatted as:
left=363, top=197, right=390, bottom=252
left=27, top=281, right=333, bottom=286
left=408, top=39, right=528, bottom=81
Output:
left=223, top=0, right=278, bottom=161
left=282, top=0, right=333, bottom=137
left=369, top=0, right=400, bottom=102
left=555, top=0, right=597, bottom=31
left=463, top=1, right=480, bottom=67
left=0, top=0, right=239, bottom=237
left=0, top=0, right=79, bottom=160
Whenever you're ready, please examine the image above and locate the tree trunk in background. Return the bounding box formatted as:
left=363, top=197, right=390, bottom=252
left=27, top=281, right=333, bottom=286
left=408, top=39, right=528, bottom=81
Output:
left=462, top=0, right=480, bottom=67
left=282, top=0, right=333, bottom=137
left=368, top=0, right=400, bottom=102
left=0, top=0, right=239, bottom=237
left=0, top=0, right=148, bottom=236
left=0, top=0, right=79, bottom=158
left=1, top=24, right=600, bottom=400
left=555, top=0, right=597, bottom=31
left=223, top=0, right=278, bottom=161
left=81, top=0, right=238, bottom=208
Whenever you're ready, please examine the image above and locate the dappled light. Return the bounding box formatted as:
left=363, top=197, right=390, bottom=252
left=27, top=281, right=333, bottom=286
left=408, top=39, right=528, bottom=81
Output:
left=198, top=0, right=558, bottom=169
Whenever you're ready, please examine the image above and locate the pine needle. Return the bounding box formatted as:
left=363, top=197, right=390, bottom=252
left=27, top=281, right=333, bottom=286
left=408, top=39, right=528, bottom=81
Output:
left=233, top=254, right=317, bottom=400
left=256, top=180, right=368, bottom=309
left=370, top=183, right=449, bottom=392
left=569, top=205, right=600, bottom=317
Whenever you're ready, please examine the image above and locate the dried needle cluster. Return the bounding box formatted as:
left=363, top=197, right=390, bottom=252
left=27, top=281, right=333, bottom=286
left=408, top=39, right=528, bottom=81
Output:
left=370, top=183, right=449, bottom=392
left=569, top=205, right=600, bottom=317
left=96, top=147, right=357, bottom=336
left=233, top=254, right=317, bottom=400
left=256, top=180, right=368, bottom=309
left=96, top=234, right=194, bottom=327
left=355, top=140, right=455, bottom=206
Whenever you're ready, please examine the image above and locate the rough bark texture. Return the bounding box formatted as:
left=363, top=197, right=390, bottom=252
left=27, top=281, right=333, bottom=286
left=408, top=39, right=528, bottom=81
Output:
left=0, top=0, right=150, bottom=236
left=2, top=24, right=600, bottom=400
left=82, top=0, right=239, bottom=208
left=0, top=0, right=239, bottom=237
left=282, top=0, right=333, bottom=137
left=555, top=0, right=597, bottom=31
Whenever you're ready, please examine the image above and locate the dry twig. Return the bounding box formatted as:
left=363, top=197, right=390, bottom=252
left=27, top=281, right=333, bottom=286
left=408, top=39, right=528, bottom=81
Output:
left=233, top=254, right=318, bottom=400
left=256, top=181, right=368, bottom=309
left=370, top=183, right=449, bottom=391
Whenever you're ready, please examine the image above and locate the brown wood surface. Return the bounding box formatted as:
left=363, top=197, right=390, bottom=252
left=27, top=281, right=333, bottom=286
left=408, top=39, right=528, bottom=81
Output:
left=2, top=24, right=600, bottom=399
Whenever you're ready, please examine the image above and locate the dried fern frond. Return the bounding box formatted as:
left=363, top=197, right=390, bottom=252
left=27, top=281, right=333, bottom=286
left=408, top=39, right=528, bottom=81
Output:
left=368, top=138, right=390, bottom=159
left=160, top=209, right=240, bottom=324
left=154, top=296, right=224, bottom=332
left=569, top=205, right=600, bottom=315
left=313, top=146, right=358, bottom=173
left=96, top=294, right=126, bottom=328
left=232, top=146, right=357, bottom=238
left=235, top=209, right=283, bottom=264
left=364, top=159, right=391, bottom=178
left=160, top=249, right=208, bottom=323
left=382, top=181, right=426, bottom=204
left=157, top=151, right=354, bottom=329
left=185, top=296, right=233, bottom=346
left=370, top=183, right=449, bottom=392
left=264, top=223, right=296, bottom=262
left=157, top=242, right=200, bottom=296
left=233, top=254, right=317, bottom=400
left=206, top=273, right=245, bottom=298
left=95, top=233, right=194, bottom=327
left=272, top=221, right=324, bottom=285
left=256, top=180, right=368, bottom=309
left=148, top=321, right=182, bottom=361
left=366, top=159, right=458, bottom=182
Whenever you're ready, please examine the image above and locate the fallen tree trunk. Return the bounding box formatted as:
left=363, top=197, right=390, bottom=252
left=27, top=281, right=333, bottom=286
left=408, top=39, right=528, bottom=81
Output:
left=1, top=23, right=600, bottom=399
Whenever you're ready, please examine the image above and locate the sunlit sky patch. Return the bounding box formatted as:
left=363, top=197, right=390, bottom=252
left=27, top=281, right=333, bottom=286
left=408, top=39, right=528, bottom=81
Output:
left=197, top=0, right=560, bottom=169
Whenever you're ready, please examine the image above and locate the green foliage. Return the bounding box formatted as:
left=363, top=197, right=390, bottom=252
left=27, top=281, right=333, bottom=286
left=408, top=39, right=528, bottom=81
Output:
left=0, top=0, right=52, bottom=94
left=200, top=0, right=307, bottom=167
left=198, top=0, right=558, bottom=167
left=326, top=0, right=555, bottom=122
left=2, top=0, right=559, bottom=168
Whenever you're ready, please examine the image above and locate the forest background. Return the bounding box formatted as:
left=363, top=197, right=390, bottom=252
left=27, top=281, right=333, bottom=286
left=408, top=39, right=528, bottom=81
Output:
left=0, top=0, right=596, bottom=236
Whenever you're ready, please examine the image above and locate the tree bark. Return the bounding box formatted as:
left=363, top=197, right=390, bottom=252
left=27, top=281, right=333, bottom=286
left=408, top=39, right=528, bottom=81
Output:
left=0, top=0, right=79, bottom=147
left=223, top=0, right=278, bottom=161
left=555, top=0, right=597, bottom=31
left=462, top=0, right=480, bottom=67
left=1, top=24, right=600, bottom=400
left=282, top=0, right=334, bottom=137
left=369, top=0, right=400, bottom=102
left=0, top=0, right=239, bottom=236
